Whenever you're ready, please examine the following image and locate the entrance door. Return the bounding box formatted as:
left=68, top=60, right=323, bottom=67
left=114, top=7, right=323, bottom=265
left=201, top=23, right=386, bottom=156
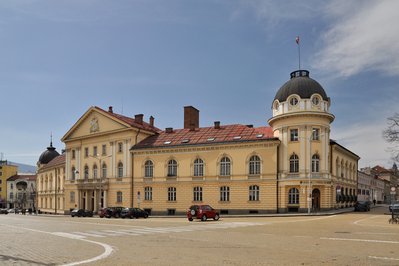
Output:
left=312, top=189, right=321, bottom=211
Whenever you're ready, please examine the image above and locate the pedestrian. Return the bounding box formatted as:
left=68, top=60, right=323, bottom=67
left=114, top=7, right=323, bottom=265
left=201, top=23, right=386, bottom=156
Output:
left=373, top=199, right=376, bottom=206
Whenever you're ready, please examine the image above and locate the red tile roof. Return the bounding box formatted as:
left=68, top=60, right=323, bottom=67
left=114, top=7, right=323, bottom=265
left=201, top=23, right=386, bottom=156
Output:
left=39, top=154, right=66, bottom=171
left=372, top=165, right=393, bottom=174
left=132, top=124, right=276, bottom=149
left=7, top=174, right=37, bottom=181
left=94, top=106, right=161, bottom=133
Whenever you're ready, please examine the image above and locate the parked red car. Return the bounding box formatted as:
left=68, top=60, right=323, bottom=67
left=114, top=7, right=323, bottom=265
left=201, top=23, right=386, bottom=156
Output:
left=187, top=205, right=220, bottom=221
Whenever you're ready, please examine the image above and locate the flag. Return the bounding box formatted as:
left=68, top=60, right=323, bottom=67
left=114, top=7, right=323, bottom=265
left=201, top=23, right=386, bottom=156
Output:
left=296, top=36, right=300, bottom=44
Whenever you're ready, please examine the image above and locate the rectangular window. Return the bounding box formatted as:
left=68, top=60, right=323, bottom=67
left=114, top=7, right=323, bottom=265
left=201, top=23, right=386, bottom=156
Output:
left=249, top=185, right=260, bottom=201
left=118, top=142, right=123, bottom=153
left=93, top=146, right=98, bottom=156
left=0, top=172, right=2, bottom=176
left=312, top=128, right=320, bottom=141
left=10, top=192, right=13, bottom=200
left=0, top=179, right=2, bottom=184
left=72, top=150, right=76, bottom=159
left=220, top=186, right=230, bottom=202
left=70, top=192, right=75, bottom=203
left=84, top=147, right=89, bottom=158
left=193, top=186, right=203, bottom=202
left=144, top=187, right=152, bottom=201
left=117, top=192, right=122, bottom=203
left=290, top=129, right=298, bottom=141
left=168, top=187, right=176, bottom=201
left=102, top=144, right=107, bottom=156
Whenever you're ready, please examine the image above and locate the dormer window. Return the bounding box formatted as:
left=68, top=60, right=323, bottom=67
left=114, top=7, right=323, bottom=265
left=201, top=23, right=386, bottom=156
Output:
left=312, top=96, right=320, bottom=106
left=273, top=100, right=279, bottom=110
left=289, top=97, right=298, bottom=106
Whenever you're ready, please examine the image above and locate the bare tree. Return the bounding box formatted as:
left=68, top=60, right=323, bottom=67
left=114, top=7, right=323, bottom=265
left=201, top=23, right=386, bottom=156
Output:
left=384, top=113, right=399, bottom=161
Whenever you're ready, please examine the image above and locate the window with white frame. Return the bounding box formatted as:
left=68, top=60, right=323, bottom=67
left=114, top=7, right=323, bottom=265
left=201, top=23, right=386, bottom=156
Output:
left=117, top=162, right=123, bottom=178
left=249, top=155, right=261, bottom=175
left=220, top=157, right=231, bottom=176
left=249, top=185, right=259, bottom=201
left=93, top=164, right=98, bottom=179
left=290, top=129, right=298, bottom=141
left=116, top=191, right=122, bottom=203
left=193, top=186, right=202, bottom=201
left=288, top=188, right=299, bottom=204
left=70, top=191, right=75, bottom=203
left=193, top=158, right=204, bottom=177
left=144, top=187, right=152, bottom=201
left=93, top=146, right=98, bottom=156
left=290, top=154, right=299, bottom=173
left=312, top=128, right=320, bottom=141
left=220, top=186, right=230, bottom=202
left=144, top=160, right=154, bottom=178
left=102, top=163, right=107, bottom=178
left=312, top=154, right=320, bottom=173
left=84, top=147, right=89, bottom=158
left=168, top=187, right=176, bottom=201
left=167, top=159, right=177, bottom=177
left=84, top=165, right=89, bottom=180
left=102, top=144, right=107, bottom=155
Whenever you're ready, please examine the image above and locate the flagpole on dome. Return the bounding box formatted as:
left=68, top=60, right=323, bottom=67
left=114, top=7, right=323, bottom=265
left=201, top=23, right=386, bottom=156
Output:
left=296, top=36, right=300, bottom=70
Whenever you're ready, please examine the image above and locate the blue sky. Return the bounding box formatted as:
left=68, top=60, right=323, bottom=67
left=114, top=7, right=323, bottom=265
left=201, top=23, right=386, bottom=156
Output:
left=1, top=0, right=398, bottom=169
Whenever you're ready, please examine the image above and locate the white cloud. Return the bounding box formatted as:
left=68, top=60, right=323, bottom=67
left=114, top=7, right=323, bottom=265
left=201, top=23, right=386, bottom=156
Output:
left=313, top=1, right=399, bottom=78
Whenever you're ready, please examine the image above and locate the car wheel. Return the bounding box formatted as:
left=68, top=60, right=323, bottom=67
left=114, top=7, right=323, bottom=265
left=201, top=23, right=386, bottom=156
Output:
left=188, top=218, right=193, bottom=221
left=214, top=214, right=220, bottom=221
left=201, top=215, right=207, bottom=221
left=190, top=210, right=196, bottom=216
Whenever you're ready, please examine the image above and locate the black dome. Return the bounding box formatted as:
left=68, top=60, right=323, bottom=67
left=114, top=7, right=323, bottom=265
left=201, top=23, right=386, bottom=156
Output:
left=38, top=142, right=60, bottom=164
left=274, top=70, right=328, bottom=102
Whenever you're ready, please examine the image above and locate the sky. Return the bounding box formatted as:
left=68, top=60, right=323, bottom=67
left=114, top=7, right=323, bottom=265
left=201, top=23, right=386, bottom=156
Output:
left=1, top=0, right=398, bottom=169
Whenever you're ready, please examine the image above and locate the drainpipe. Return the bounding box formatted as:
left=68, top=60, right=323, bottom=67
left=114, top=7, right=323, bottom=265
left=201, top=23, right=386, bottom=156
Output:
left=276, top=143, right=280, bottom=213
left=132, top=129, right=141, bottom=208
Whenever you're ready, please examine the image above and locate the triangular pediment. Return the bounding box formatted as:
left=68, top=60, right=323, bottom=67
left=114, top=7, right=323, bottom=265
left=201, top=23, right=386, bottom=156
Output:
left=62, top=107, right=132, bottom=142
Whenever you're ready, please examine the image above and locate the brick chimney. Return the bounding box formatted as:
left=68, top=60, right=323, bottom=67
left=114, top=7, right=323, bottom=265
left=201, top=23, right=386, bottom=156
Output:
left=165, top=127, right=174, bottom=133
left=184, top=106, right=199, bottom=129
left=135, top=114, right=143, bottom=124
left=214, top=121, right=220, bottom=129
left=149, top=116, right=154, bottom=127
left=108, top=106, right=113, bottom=113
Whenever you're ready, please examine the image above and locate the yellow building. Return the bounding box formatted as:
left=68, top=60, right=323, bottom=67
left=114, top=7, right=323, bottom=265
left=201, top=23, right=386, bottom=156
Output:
left=61, top=69, right=359, bottom=215
left=0, top=160, right=18, bottom=208
left=37, top=151, right=66, bottom=214
left=61, top=106, right=159, bottom=213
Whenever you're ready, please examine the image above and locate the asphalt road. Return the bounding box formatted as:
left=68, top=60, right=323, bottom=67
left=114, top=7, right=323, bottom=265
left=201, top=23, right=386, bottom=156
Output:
left=0, top=206, right=398, bottom=265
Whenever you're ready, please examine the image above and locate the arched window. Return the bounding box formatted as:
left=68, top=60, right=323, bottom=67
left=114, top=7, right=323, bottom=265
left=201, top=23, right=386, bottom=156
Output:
left=290, top=154, right=299, bottom=173
left=220, top=186, right=230, bottom=201
left=249, top=155, right=261, bottom=175
left=193, top=158, right=204, bottom=177
left=93, top=164, right=98, bottom=179
left=117, top=162, right=123, bottom=178
left=102, top=163, right=107, bottom=178
left=71, top=167, right=76, bottom=181
left=167, top=159, right=177, bottom=177
left=144, top=160, right=154, bottom=178
left=341, top=160, right=344, bottom=178
left=249, top=185, right=259, bottom=201
left=220, top=157, right=231, bottom=176
left=84, top=165, right=89, bottom=180
left=288, top=188, right=299, bottom=204
left=312, top=154, right=320, bottom=173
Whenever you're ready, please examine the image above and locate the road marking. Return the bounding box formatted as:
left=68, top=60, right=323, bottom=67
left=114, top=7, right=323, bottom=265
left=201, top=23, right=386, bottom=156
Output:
left=63, top=222, right=265, bottom=239
left=369, top=256, right=399, bottom=261
left=52, top=232, right=86, bottom=239
left=321, top=237, right=399, bottom=244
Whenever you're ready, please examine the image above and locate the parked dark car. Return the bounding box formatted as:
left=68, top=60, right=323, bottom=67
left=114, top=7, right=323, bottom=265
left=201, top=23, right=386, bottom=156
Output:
left=101, top=207, right=124, bottom=218
left=389, top=202, right=399, bottom=213
left=354, top=201, right=371, bottom=212
left=187, top=205, right=220, bottom=221
left=71, top=209, right=93, bottom=217
left=121, top=208, right=149, bottom=219
left=0, top=209, right=8, bottom=214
